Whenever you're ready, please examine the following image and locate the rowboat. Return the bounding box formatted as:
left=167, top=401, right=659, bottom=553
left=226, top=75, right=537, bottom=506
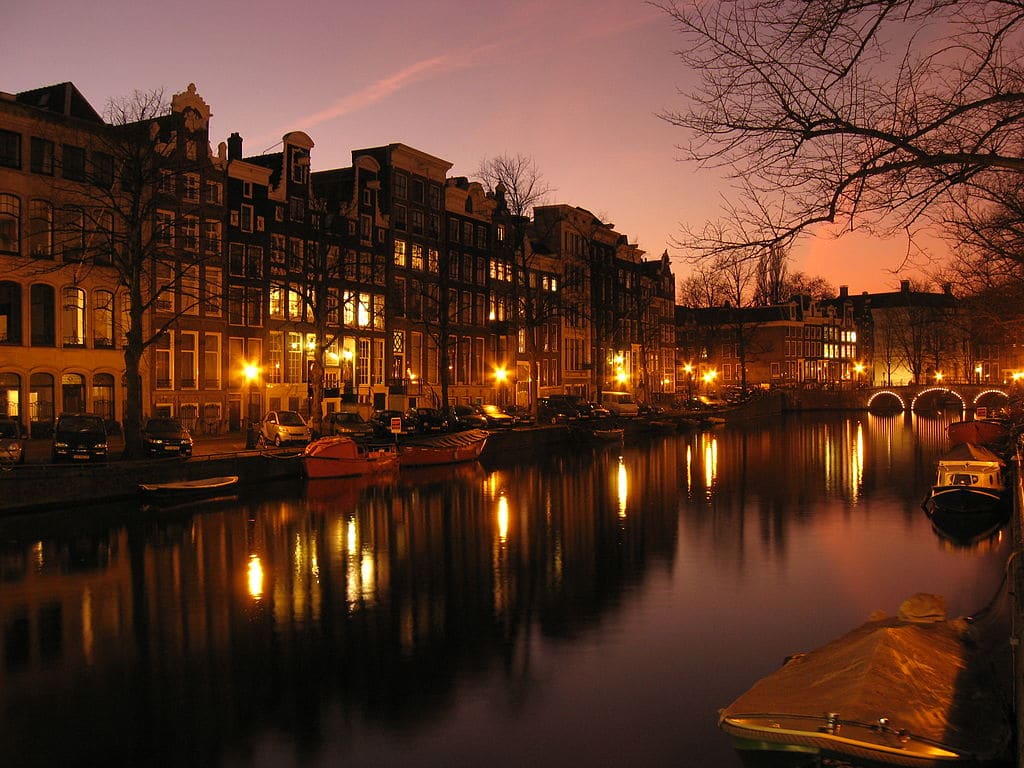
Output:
left=926, top=443, right=1007, bottom=515
left=946, top=418, right=1008, bottom=448
left=139, top=475, right=239, bottom=496
left=396, top=429, right=488, bottom=467
left=719, top=594, right=1011, bottom=766
left=302, top=436, right=398, bottom=479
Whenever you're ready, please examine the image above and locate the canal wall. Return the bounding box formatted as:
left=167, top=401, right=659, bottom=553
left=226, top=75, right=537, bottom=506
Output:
left=1014, top=448, right=1024, bottom=768
left=0, top=427, right=571, bottom=515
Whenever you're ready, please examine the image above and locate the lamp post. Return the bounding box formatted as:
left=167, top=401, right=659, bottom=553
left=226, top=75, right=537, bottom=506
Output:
left=683, top=363, right=694, bottom=400
left=494, top=365, right=508, bottom=405
left=975, top=364, right=983, bottom=384
left=242, top=362, right=261, bottom=447
left=341, top=348, right=354, bottom=395
left=702, top=369, right=718, bottom=394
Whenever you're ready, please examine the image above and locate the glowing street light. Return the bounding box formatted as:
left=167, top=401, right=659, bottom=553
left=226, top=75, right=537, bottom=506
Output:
left=934, top=371, right=944, bottom=383
left=243, top=362, right=260, bottom=384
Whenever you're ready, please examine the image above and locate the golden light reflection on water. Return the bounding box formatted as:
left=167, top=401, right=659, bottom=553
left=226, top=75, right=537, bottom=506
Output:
left=247, top=554, right=264, bottom=600
left=617, top=456, right=628, bottom=518
left=497, top=494, right=510, bottom=542
left=703, top=435, right=718, bottom=495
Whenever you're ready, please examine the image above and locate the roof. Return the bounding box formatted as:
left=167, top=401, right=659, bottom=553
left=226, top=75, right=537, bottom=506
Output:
left=15, top=82, right=103, bottom=123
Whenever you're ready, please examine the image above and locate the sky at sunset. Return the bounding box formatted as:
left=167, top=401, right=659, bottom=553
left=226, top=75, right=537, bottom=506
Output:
left=5, top=0, right=941, bottom=294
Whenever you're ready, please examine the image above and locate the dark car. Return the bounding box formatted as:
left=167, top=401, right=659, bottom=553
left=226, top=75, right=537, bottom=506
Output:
left=477, top=404, right=514, bottom=428
left=501, top=404, right=535, bottom=426
left=141, top=417, right=194, bottom=457
left=0, top=417, right=26, bottom=465
left=373, top=409, right=418, bottom=435
left=537, top=397, right=580, bottom=425
left=412, top=407, right=449, bottom=433
left=324, top=411, right=379, bottom=441
left=51, top=413, right=108, bottom=462
left=447, top=404, right=488, bottom=431
left=546, top=394, right=609, bottom=420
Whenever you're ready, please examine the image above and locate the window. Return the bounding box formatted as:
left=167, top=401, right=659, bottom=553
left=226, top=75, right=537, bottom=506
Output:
left=59, top=206, right=84, bottom=261
left=0, top=194, right=20, bottom=253
left=287, top=332, right=303, bottom=382
left=30, top=138, right=53, bottom=174
left=0, top=282, right=22, bottom=344
left=411, top=243, right=424, bottom=270
left=267, top=333, right=283, bottom=384
left=154, top=261, right=173, bottom=312
left=92, top=373, right=114, bottom=421
left=246, top=245, right=263, bottom=278
left=180, top=332, right=198, bottom=388
left=449, top=218, right=460, bottom=241
left=411, top=209, right=424, bottom=234
left=393, top=239, right=407, bottom=267
left=204, top=180, right=222, bottom=205
left=289, top=196, right=304, bottom=221
left=155, top=333, right=172, bottom=389
left=271, top=234, right=285, bottom=271
left=62, top=144, right=86, bottom=181
left=92, top=290, right=114, bottom=348
left=475, top=225, right=487, bottom=248
left=240, top=204, right=254, bottom=233
left=290, top=148, right=307, bottom=183
left=181, top=215, right=198, bottom=251
left=92, top=152, right=113, bottom=188
left=155, top=209, right=174, bottom=248
left=61, top=286, right=85, bottom=345
left=428, top=185, right=440, bottom=210
left=0, top=131, right=20, bottom=168
left=204, top=333, right=221, bottom=388
left=159, top=170, right=174, bottom=194
left=428, top=213, right=439, bottom=237
left=394, top=172, right=408, bottom=199
left=410, top=178, right=424, bottom=203
left=428, top=248, right=439, bottom=272
left=203, top=267, right=222, bottom=315
left=360, top=214, right=371, bottom=240
left=28, top=199, right=51, bottom=258
left=242, top=181, right=253, bottom=198
left=203, top=219, right=221, bottom=255
left=183, top=173, right=199, bottom=202
left=288, top=287, right=304, bottom=321
left=393, top=203, right=407, bottom=230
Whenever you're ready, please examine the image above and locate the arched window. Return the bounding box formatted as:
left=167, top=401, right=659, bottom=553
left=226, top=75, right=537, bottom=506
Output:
left=0, top=193, right=20, bottom=254
left=92, top=290, right=114, bottom=348
left=92, top=373, right=114, bottom=421
left=0, top=281, right=21, bottom=344
left=30, top=284, right=55, bottom=346
left=62, top=286, right=86, bottom=345
left=28, top=199, right=52, bottom=258
left=0, top=372, right=20, bottom=418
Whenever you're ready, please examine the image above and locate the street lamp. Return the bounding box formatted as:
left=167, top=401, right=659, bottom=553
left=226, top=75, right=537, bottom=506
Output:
left=683, top=363, right=694, bottom=400
left=702, top=369, right=718, bottom=393
left=341, top=348, right=353, bottom=393
left=934, top=371, right=944, bottom=383
left=975, top=364, right=983, bottom=384
left=493, top=365, right=508, bottom=405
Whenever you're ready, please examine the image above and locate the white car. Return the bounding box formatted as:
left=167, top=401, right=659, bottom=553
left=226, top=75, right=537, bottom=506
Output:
left=259, top=410, right=311, bottom=446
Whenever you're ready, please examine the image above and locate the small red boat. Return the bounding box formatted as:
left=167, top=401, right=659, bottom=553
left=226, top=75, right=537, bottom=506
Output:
left=397, top=429, right=488, bottom=467
left=946, top=418, right=1008, bottom=448
left=302, top=437, right=398, bottom=479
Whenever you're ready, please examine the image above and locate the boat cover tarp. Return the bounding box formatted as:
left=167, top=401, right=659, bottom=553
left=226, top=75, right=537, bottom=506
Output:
left=721, top=594, right=1011, bottom=761
left=398, top=429, right=488, bottom=449
left=937, top=442, right=1005, bottom=466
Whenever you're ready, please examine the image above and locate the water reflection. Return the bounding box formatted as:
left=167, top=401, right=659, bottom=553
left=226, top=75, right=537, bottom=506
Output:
left=0, top=412, right=1010, bottom=767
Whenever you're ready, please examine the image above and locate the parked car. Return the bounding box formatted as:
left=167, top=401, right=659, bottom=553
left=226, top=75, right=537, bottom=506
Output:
left=477, top=404, right=515, bottom=428
left=501, top=404, right=535, bottom=426
left=372, top=409, right=418, bottom=435
left=546, top=394, right=609, bottom=420
left=599, top=391, right=640, bottom=417
left=259, top=410, right=311, bottom=446
left=0, top=417, right=26, bottom=465
left=324, top=411, right=379, bottom=441
left=141, top=417, right=194, bottom=457
left=537, top=397, right=580, bottom=424
left=447, top=404, right=488, bottom=431
left=412, top=407, right=449, bottom=433
left=51, top=413, right=108, bottom=462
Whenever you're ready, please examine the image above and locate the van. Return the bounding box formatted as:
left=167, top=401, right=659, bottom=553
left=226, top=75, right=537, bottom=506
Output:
left=599, top=391, right=639, bottom=417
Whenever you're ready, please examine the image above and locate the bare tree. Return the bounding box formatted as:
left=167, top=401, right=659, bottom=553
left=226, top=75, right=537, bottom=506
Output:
left=654, top=0, right=1024, bottom=258
left=476, top=154, right=554, bottom=411
left=31, top=88, right=223, bottom=457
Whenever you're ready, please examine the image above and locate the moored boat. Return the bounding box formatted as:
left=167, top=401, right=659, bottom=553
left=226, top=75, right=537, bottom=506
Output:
left=302, top=436, right=398, bottom=479
left=396, top=429, right=488, bottom=467
left=139, top=475, right=239, bottom=496
left=946, top=418, right=1008, bottom=448
left=926, top=442, right=1007, bottom=515
left=719, top=594, right=1011, bottom=766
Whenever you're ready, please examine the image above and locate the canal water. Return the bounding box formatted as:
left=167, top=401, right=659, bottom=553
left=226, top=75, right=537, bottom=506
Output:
left=0, top=412, right=1013, bottom=767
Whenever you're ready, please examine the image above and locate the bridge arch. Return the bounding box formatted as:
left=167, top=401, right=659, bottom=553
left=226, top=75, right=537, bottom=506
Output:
left=867, top=390, right=906, bottom=412
left=910, top=387, right=965, bottom=411
left=973, top=388, right=1010, bottom=407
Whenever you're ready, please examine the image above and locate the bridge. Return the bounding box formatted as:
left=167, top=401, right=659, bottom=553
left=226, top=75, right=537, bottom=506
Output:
left=783, top=384, right=1016, bottom=412
left=863, top=384, right=1013, bottom=412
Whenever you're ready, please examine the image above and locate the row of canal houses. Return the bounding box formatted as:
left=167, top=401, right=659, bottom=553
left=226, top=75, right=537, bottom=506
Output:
left=0, top=82, right=986, bottom=437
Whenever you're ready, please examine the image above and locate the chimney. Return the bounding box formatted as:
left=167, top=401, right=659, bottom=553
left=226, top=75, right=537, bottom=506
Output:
left=228, top=132, right=243, bottom=161
left=839, top=285, right=848, bottom=298
left=900, top=279, right=910, bottom=293
left=943, top=283, right=953, bottom=296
